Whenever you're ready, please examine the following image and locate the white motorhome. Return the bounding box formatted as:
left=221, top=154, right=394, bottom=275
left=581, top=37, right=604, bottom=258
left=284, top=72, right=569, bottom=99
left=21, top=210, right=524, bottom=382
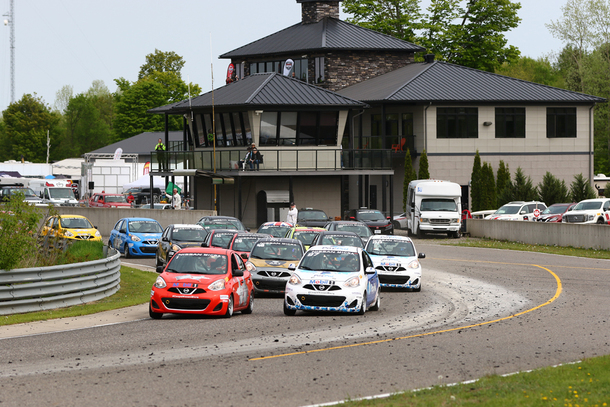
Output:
left=406, top=179, right=462, bottom=238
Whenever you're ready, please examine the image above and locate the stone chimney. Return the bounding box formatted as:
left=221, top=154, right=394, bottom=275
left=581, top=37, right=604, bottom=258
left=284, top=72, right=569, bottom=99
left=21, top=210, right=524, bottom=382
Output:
left=297, top=0, right=341, bottom=24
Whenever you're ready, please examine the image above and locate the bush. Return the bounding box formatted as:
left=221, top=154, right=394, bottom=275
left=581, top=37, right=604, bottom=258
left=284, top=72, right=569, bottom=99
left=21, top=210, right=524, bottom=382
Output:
left=0, top=193, right=43, bottom=270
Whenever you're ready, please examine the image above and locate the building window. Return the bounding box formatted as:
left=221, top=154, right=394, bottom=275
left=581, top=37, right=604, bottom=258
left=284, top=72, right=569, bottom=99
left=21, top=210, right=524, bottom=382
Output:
left=279, top=112, right=297, bottom=146
left=495, top=108, right=525, bottom=138
left=319, top=112, right=338, bottom=145
left=315, top=57, right=325, bottom=83
left=259, top=111, right=339, bottom=146
left=260, top=112, right=278, bottom=146
left=437, top=107, right=478, bottom=139
left=547, top=108, right=576, bottom=138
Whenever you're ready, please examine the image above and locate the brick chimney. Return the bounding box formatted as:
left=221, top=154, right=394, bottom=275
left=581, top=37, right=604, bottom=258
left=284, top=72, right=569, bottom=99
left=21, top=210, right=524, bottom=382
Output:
left=297, top=0, right=341, bottom=24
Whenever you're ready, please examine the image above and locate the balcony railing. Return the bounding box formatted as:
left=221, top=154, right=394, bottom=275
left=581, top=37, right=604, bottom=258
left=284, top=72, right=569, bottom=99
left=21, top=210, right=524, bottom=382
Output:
left=152, top=148, right=395, bottom=172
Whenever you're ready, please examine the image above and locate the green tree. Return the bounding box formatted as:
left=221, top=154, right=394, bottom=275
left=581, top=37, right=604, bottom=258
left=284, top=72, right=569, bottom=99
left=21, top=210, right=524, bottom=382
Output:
left=604, top=182, right=610, bottom=198
left=0, top=94, right=61, bottom=162
left=495, top=56, right=566, bottom=88
left=480, top=162, right=496, bottom=209
left=343, top=0, right=422, bottom=43
left=496, top=160, right=511, bottom=206
left=512, top=167, right=539, bottom=201
left=570, top=173, right=597, bottom=202
left=0, top=192, right=43, bottom=270
left=538, top=172, right=571, bottom=206
left=470, top=150, right=482, bottom=211
left=418, top=149, right=430, bottom=179
left=403, top=149, right=416, bottom=211
left=62, top=93, right=113, bottom=157
left=138, top=49, right=186, bottom=80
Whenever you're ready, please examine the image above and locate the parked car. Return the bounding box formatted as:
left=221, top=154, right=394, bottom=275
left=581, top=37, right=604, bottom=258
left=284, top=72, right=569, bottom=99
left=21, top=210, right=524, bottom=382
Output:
left=392, top=213, right=408, bottom=229
left=149, top=247, right=254, bottom=318
left=245, top=237, right=304, bottom=294
left=0, top=186, right=45, bottom=206
left=123, top=187, right=163, bottom=206
left=199, top=220, right=240, bottom=232
left=108, top=217, right=163, bottom=257
left=40, top=215, right=102, bottom=241
left=156, top=224, right=208, bottom=272
left=229, top=232, right=272, bottom=260
left=140, top=203, right=173, bottom=210
left=256, top=221, right=294, bottom=238
left=344, top=208, right=393, bottom=235
left=88, top=193, right=131, bottom=208
left=562, top=198, right=610, bottom=224
left=471, top=209, right=496, bottom=219
left=536, top=203, right=576, bottom=222
left=365, top=235, right=425, bottom=291
left=485, top=201, right=547, bottom=221
left=283, top=245, right=380, bottom=315
left=324, top=220, right=373, bottom=243
left=296, top=208, right=331, bottom=227
left=203, top=229, right=242, bottom=249
left=197, top=216, right=247, bottom=231
left=310, top=230, right=364, bottom=249
left=284, top=226, right=325, bottom=250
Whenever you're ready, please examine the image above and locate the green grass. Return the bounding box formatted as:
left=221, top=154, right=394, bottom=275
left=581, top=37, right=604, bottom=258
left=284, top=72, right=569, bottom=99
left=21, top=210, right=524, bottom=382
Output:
left=344, top=356, right=610, bottom=406
left=1, top=266, right=157, bottom=326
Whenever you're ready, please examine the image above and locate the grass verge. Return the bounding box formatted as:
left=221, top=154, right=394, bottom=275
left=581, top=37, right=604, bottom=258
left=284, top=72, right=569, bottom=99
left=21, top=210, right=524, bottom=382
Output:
left=1, top=266, right=157, bottom=326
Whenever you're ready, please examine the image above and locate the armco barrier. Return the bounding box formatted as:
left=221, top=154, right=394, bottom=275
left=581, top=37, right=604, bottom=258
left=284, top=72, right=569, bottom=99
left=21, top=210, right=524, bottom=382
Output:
left=467, top=219, right=610, bottom=250
left=0, top=247, right=121, bottom=316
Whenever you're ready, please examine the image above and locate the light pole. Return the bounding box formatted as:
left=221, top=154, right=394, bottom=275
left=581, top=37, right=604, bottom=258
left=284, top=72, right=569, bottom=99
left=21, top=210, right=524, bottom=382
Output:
left=3, top=0, right=15, bottom=103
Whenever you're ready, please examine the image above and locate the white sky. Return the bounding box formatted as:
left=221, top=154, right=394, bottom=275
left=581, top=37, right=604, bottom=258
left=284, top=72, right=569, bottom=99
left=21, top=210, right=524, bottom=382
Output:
left=0, top=0, right=566, bottom=113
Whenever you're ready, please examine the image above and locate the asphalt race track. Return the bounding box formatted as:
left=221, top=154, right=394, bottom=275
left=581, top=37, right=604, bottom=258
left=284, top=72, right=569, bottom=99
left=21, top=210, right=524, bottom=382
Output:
left=1, top=240, right=609, bottom=407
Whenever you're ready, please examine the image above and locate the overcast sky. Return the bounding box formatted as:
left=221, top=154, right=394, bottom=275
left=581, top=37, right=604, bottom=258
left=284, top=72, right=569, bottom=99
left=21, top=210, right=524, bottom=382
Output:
left=0, top=0, right=566, bottom=113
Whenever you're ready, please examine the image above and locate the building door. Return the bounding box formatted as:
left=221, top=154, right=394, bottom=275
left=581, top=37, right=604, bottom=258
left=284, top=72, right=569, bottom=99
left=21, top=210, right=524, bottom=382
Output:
left=370, top=185, right=377, bottom=209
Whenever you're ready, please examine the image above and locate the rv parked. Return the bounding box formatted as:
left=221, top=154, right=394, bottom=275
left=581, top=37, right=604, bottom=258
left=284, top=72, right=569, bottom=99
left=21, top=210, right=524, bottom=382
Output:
left=406, top=179, right=462, bottom=238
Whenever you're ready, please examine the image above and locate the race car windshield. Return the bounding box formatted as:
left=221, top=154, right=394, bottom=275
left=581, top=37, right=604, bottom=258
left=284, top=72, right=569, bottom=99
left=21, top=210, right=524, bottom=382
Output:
left=300, top=251, right=360, bottom=272
left=60, top=218, right=93, bottom=229
left=172, top=228, right=207, bottom=242
left=335, top=224, right=371, bottom=237
left=210, top=233, right=236, bottom=249
left=366, top=240, right=415, bottom=257
left=166, top=253, right=228, bottom=275
left=201, top=222, right=238, bottom=231
left=232, top=237, right=259, bottom=252
left=320, top=235, right=363, bottom=248
left=258, top=226, right=291, bottom=238
left=129, top=221, right=163, bottom=233
left=293, top=231, right=320, bottom=245
left=251, top=243, right=303, bottom=261
left=420, top=199, right=457, bottom=212
left=105, top=195, right=127, bottom=203
left=298, top=211, right=327, bottom=221
left=356, top=211, right=385, bottom=221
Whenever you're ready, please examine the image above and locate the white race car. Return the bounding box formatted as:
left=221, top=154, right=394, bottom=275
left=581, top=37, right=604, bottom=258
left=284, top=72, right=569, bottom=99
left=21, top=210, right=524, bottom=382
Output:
left=284, top=245, right=380, bottom=315
left=365, top=235, right=425, bottom=291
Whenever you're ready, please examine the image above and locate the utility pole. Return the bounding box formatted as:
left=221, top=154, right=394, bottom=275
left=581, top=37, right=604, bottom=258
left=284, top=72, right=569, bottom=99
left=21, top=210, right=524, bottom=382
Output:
left=3, top=0, right=15, bottom=103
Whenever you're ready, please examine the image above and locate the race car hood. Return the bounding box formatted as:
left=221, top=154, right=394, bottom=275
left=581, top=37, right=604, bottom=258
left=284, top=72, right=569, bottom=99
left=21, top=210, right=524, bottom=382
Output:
left=298, top=270, right=362, bottom=284
left=249, top=258, right=294, bottom=269
left=161, top=272, right=226, bottom=285
left=369, top=254, right=412, bottom=267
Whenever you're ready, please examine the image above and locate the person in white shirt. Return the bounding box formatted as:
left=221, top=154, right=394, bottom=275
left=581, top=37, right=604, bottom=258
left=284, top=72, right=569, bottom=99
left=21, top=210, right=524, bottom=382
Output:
left=286, top=202, right=298, bottom=225
left=166, top=188, right=182, bottom=210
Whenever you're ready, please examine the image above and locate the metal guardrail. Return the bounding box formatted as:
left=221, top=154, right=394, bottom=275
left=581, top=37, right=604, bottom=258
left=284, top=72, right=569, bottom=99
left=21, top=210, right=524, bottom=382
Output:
left=0, top=247, right=121, bottom=315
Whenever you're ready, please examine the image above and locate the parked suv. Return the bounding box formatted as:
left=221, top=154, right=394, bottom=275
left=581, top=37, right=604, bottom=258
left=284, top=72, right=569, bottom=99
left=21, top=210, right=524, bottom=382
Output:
left=562, top=198, right=610, bottom=224
left=123, top=187, right=163, bottom=206
left=344, top=208, right=393, bottom=235
left=485, top=201, right=547, bottom=221
left=296, top=208, right=331, bottom=227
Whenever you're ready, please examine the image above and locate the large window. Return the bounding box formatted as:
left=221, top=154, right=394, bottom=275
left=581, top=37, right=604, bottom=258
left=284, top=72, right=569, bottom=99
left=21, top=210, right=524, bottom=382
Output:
left=194, top=112, right=250, bottom=147
left=495, top=108, right=525, bottom=138
left=258, top=111, right=339, bottom=146
left=279, top=112, right=297, bottom=146
left=437, top=108, right=478, bottom=139
left=547, top=108, right=576, bottom=138
left=260, top=112, right=278, bottom=146
left=250, top=58, right=308, bottom=82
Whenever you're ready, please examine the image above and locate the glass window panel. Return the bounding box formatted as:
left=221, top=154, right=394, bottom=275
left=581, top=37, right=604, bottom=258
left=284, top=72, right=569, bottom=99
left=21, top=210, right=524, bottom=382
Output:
left=402, top=113, right=413, bottom=136
left=266, top=62, right=273, bottom=72
left=242, top=113, right=252, bottom=146
left=299, top=112, right=317, bottom=145
left=232, top=112, right=244, bottom=145
left=258, top=62, right=265, bottom=73
left=260, top=112, right=278, bottom=146
left=195, top=114, right=205, bottom=147
left=250, top=63, right=257, bottom=74
left=371, top=114, right=381, bottom=136
left=279, top=112, right=297, bottom=146
left=319, top=112, right=338, bottom=145
left=223, top=113, right=234, bottom=146
left=215, top=113, right=225, bottom=146
left=204, top=114, right=214, bottom=146
left=437, top=108, right=478, bottom=139
left=495, top=108, right=525, bottom=138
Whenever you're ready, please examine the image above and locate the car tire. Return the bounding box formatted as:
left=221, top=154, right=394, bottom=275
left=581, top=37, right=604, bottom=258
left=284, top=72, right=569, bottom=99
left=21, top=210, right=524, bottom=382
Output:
left=597, top=217, right=605, bottom=225
left=283, top=301, right=296, bottom=316
left=124, top=244, right=131, bottom=258
left=392, top=221, right=401, bottom=230
left=224, top=295, right=234, bottom=318
left=412, top=284, right=422, bottom=292
left=242, top=291, right=254, bottom=314
left=416, top=226, right=424, bottom=238
left=358, top=291, right=367, bottom=315
left=108, top=240, right=113, bottom=250
left=370, top=292, right=380, bottom=311
left=149, top=303, right=162, bottom=319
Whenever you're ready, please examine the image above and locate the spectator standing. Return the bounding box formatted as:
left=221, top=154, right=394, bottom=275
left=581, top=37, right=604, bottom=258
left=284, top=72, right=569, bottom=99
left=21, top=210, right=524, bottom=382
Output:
left=166, top=188, right=182, bottom=210
left=286, top=202, right=298, bottom=225
left=155, top=138, right=167, bottom=171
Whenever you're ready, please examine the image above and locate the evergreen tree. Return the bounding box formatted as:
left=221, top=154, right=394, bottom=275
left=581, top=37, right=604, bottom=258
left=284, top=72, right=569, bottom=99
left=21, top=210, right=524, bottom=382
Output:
left=496, top=160, right=511, bottom=206
left=538, top=172, right=571, bottom=206
left=470, top=151, right=482, bottom=211
left=570, top=173, right=597, bottom=202
left=403, top=149, right=416, bottom=211
left=604, top=182, right=610, bottom=198
left=418, top=149, right=430, bottom=179
left=481, top=162, right=496, bottom=209
left=512, top=167, right=539, bottom=201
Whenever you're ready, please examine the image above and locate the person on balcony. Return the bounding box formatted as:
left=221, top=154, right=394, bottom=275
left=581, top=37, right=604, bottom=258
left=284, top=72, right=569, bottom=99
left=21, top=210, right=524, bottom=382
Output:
left=246, top=147, right=262, bottom=171
left=155, top=138, right=167, bottom=171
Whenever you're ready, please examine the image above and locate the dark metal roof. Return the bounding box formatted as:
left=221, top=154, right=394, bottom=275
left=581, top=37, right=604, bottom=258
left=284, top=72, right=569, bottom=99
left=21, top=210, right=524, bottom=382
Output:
left=338, top=61, right=607, bottom=104
left=88, top=131, right=184, bottom=155
left=149, top=73, right=366, bottom=114
left=220, top=17, right=424, bottom=59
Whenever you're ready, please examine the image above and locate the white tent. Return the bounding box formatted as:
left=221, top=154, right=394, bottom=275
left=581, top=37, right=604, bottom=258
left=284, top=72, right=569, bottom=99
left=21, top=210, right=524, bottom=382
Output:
left=122, top=175, right=165, bottom=191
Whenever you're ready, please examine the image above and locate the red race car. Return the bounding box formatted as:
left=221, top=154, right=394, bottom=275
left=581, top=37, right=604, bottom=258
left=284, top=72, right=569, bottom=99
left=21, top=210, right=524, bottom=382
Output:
left=149, top=247, right=254, bottom=318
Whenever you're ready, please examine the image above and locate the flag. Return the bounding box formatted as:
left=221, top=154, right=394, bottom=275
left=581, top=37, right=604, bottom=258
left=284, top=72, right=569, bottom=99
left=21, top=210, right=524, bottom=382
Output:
left=166, top=182, right=182, bottom=195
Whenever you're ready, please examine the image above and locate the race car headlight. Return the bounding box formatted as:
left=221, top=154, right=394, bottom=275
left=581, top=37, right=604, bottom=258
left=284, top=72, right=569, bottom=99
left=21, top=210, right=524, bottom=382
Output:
left=288, top=274, right=302, bottom=285
left=64, top=231, right=74, bottom=237
left=420, top=218, right=429, bottom=223
left=171, top=243, right=181, bottom=251
left=130, top=234, right=141, bottom=242
left=153, top=276, right=167, bottom=289
left=245, top=261, right=256, bottom=272
left=407, top=260, right=420, bottom=269
left=95, top=230, right=101, bottom=238
left=344, top=276, right=361, bottom=288
left=208, top=279, right=225, bottom=291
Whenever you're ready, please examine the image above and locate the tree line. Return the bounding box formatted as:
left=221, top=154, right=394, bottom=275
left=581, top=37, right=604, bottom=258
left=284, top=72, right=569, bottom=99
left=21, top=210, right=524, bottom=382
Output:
left=0, top=50, right=201, bottom=163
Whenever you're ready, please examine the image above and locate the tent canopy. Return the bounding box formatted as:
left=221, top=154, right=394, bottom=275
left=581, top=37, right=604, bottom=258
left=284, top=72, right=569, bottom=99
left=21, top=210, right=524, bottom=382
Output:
left=123, top=175, right=165, bottom=190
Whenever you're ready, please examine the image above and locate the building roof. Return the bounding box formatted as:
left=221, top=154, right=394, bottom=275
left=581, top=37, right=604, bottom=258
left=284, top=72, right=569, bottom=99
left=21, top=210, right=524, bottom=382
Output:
left=149, top=73, right=366, bottom=114
left=220, top=17, right=424, bottom=59
left=87, top=131, right=184, bottom=155
left=338, top=61, right=607, bottom=104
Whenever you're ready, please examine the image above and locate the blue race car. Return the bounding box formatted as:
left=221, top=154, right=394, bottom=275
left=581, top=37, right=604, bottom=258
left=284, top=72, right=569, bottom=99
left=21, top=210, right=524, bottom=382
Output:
left=109, top=217, right=163, bottom=257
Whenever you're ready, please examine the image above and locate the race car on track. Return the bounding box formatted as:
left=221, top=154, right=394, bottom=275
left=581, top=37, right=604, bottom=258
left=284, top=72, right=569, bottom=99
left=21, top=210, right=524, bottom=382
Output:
left=150, top=247, right=254, bottom=318
left=109, top=217, right=163, bottom=257
left=283, top=245, right=380, bottom=315
left=246, top=237, right=304, bottom=294
left=364, top=235, right=425, bottom=291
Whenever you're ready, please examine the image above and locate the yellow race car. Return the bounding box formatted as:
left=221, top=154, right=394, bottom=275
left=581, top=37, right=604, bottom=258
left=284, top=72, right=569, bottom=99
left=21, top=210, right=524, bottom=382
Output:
left=284, top=226, right=325, bottom=250
left=41, top=215, right=102, bottom=241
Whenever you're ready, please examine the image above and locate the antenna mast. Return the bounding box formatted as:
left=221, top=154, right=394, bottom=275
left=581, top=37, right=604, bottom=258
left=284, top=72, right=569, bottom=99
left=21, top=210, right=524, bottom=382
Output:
left=3, top=0, right=15, bottom=103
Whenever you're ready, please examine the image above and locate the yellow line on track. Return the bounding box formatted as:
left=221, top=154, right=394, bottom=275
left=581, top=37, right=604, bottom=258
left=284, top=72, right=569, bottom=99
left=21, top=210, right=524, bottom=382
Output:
left=250, top=264, right=562, bottom=361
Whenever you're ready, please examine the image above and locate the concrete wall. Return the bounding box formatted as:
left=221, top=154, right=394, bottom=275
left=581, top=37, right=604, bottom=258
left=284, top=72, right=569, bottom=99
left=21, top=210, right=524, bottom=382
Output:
left=41, top=207, right=215, bottom=241
left=467, top=219, right=610, bottom=250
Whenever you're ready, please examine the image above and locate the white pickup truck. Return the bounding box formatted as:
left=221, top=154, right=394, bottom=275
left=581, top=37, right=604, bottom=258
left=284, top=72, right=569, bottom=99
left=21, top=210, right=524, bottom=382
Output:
left=41, top=187, right=79, bottom=206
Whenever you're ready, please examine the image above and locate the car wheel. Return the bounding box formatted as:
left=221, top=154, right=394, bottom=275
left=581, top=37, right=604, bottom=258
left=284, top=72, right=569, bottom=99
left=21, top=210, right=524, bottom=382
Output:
left=124, top=244, right=131, bottom=258
left=242, top=291, right=254, bottom=314
left=224, top=295, right=234, bottom=318
left=412, top=284, right=422, bottom=292
left=370, top=292, right=380, bottom=311
left=283, top=301, right=296, bottom=316
left=358, top=291, right=367, bottom=315
left=416, top=226, right=424, bottom=238
left=149, top=303, right=162, bottom=319
left=597, top=217, right=605, bottom=224
left=392, top=221, right=401, bottom=230
left=108, top=240, right=113, bottom=249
